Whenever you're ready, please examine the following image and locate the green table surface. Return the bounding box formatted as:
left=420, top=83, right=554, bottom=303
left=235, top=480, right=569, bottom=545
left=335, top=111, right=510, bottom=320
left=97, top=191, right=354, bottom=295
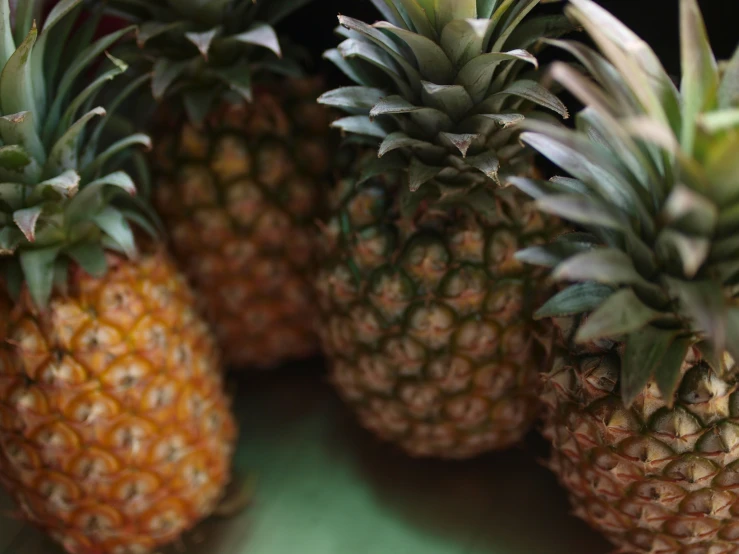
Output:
left=0, top=363, right=611, bottom=554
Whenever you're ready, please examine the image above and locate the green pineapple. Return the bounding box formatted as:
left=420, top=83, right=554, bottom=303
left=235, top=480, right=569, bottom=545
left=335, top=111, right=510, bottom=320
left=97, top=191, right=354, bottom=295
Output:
left=0, top=1, right=237, bottom=553
left=108, top=0, right=335, bottom=369
left=509, top=0, right=739, bottom=551
left=316, top=0, right=570, bottom=458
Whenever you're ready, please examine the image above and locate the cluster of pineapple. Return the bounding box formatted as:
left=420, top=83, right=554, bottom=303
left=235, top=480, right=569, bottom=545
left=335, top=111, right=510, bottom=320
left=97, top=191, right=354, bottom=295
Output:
left=0, top=0, right=736, bottom=553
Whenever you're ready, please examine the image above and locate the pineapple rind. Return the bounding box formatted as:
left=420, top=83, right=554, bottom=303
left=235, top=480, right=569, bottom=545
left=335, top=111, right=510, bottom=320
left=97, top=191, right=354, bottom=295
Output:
left=316, top=156, right=558, bottom=458
left=0, top=251, right=237, bottom=554
left=153, top=86, right=332, bottom=368
left=511, top=0, right=739, bottom=551
left=543, top=323, right=739, bottom=554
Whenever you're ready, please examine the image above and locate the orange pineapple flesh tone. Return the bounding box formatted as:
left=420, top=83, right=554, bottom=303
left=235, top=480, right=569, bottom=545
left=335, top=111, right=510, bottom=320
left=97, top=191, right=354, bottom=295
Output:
left=153, top=83, right=333, bottom=369
left=0, top=252, right=237, bottom=554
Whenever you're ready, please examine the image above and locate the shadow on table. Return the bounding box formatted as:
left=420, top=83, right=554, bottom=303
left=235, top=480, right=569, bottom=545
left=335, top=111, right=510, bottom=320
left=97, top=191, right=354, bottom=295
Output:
left=323, top=398, right=611, bottom=554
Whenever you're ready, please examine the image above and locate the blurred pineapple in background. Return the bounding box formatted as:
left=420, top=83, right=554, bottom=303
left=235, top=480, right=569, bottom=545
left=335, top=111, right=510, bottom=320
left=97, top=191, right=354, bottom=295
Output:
left=109, top=0, right=335, bottom=369
left=0, top=1, right=236, bottom=553
left=315, top=0, right=570, bottom=458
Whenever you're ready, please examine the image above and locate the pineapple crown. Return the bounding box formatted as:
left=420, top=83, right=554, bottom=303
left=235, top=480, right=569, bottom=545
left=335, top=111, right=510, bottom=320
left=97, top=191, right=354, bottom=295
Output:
left=509, top=0, right=739, bottom=405
left=318, top=0, right=571, bottom=216
left=0, top=0, right=155, bottom=309
left=107, top=0, right=313, bottom=125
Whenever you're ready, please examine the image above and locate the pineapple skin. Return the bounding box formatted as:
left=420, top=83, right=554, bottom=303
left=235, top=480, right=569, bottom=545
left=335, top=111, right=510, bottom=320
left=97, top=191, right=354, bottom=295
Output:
left=315, top=160, right=558, bottom=459
left=0, top=252, right=237, bottom=554
left=153, top=82, right=333, bottom=370
left=542, top=319, right=739, bottom=554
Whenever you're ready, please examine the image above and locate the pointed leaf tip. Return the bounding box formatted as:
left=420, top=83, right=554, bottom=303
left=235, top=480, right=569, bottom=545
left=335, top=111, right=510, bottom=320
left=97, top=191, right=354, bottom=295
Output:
left=13, top=205, right=43, bottom=242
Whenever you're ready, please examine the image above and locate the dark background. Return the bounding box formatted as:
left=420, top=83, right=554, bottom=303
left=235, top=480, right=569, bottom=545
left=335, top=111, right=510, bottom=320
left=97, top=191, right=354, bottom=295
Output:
left=284, top=1, right=737, bottom=83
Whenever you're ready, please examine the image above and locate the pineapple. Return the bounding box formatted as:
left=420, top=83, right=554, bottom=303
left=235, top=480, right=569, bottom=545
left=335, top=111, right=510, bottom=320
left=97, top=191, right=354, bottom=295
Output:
left=109, top=0, right=334, bottom=370
left=509, top=0, right=739, bottom=551
left=0, top=2, right=236, bottom=553
left=315, top=0, right=570, bottom=458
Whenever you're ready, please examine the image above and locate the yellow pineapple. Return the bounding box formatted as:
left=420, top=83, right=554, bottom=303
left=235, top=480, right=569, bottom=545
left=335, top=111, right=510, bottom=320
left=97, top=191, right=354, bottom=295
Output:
left=111, top=0, right=334, bottom=369
left=0, top=2, right=236, bottom=552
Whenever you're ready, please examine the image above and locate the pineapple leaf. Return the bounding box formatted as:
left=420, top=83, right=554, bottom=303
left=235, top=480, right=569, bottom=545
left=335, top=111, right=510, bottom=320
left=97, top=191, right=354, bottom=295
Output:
left=84, top=171, right=137, bottom=196
left=339, top=39, right=415, bottom=99
left=679, top=0, right=718, bottom=154
left=394, top=0, right=436, bottom=40
left=356, top=153, right=407, bottom=185
left=506, top=16, right=575, bottom=52
left=553, top=248, right=650, bottom=288
left=726, top=309, right=739, bottom=364
left=374, top=21, right=455, bottom=85
left=698, top=109, right=739, bottom=133
left=318, top=86, right=386, bottom=112
left=378, top=131, right=433, bottom=157
left=232, top=23, right=281, bottom=57
left=339, top=17, right=420, bottom=85
left=0, top=182, right=24, bottom=209
left=534, top=194, right=625, bottom=231
left=491, top=0, right=540, bottom=53
left=13, top=0, right=39, bottom=46
left=575, top=288, right=662, bottom=343
left=83, top=74, right=151, bottom=167
left=59, top=55, right=128, bottom=134
left=535, top=282, right=613, bottom=319
left=664, top=278, right=727, bottom=356
left=467, top=150, right=499, bottom=179
left=92, top=206, right=136, bottom=259
left=43, top=25, right=136, bottom=143
left=185, top=28, right=220, bottom=59
left=508, top=175, right=588, bottom=200
left=408, top=156, right=442, bottom=191
left=0, top=25, right=37, bottom=118
left=567, top=0, right=681, bottom=133
left=137, top=21, right=189, bottom=46
left=476, top=0, right=500, bottom=20
left=0, top=226, right=22, bottom=254
left=30, top=0, right=83, bottom=116
left=83, top=134, right=152, bottom=180
left=656, top=229, right=710, bottom=278
left=210, top=61, right=253, bottom=102
left=520, top=127, right=652, bottom=228
left=13, top=205, right=43, bottom=242
left=516, top=234, right=598, bottom=268
left=28, top=170, right=80, bottom=203
left=332, top=116, right=388, bottom=139
left=182, top=88, right=219, bottom=127
left=0, top=144, right=31, bottom=170
left=19, top=245, right=61, bottom=309
left=695, top=340, right=721, bottom=373
left=369, top=0, right=409, bottom=29
left=66, top=242, right=107, bottom=278
left=654, top=336, right=692, bottom=405
left=45, top=107, right=106, bottom=177
left=421, top=82, right=473, bottom=121
left=0, top=0, right=15, bottom=68
left=439, top=132, right=478, bottom=157
left=371, top=95, right=421, bottom=118
left=493, top=80, right=568, bottom=118
left=152, top=58, right=191, bottom=100
left=718, top=46, right=739, bottom=109
left=621, top=327, right=677, bottom=407
left=435, top=0, right=477, bottom=34
left=324, top=48, right=380, bottom=88
left=457, top=50, right=537, bottom=104
left=440, top=19, right=493, bottom=68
